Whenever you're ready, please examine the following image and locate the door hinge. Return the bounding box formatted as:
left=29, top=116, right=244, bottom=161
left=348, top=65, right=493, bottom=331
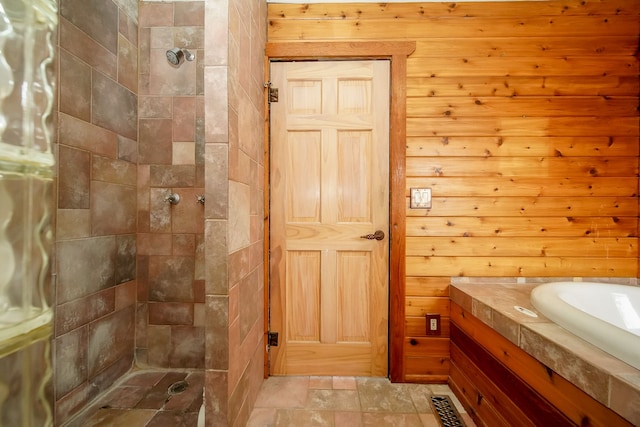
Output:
left=268, top=331, right=279, bottom=347
left=269, top=87, right=278, bottom=103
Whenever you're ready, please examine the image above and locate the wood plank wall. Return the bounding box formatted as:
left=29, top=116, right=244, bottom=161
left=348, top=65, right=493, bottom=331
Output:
left=267, top=0, right=640, bottom=382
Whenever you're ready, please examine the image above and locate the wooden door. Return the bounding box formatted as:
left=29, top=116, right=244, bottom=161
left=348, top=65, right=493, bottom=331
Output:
left=269, top=60, right=390, bottom=376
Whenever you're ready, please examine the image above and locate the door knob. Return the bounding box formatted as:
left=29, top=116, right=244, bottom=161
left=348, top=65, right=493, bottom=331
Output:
left=360, top=230, right=385, bottom=240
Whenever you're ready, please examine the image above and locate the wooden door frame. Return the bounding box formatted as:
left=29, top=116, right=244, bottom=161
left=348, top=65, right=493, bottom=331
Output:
left=263, top=41, right=416, bottom=382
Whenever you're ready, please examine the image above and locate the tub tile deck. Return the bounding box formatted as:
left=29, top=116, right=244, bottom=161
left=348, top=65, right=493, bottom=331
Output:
left=450, top=279, right=640, bottom=426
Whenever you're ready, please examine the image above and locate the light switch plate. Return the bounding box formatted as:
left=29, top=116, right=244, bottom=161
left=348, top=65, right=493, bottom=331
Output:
left=410, top=188, right=432, bottom=209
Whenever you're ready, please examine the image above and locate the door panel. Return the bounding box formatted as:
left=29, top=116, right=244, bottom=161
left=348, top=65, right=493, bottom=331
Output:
left=269, top=60, right=390, bottom=376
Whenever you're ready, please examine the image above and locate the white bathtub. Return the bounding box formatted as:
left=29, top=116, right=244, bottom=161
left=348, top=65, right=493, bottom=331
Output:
left=531, top=281, right=640, bottom=371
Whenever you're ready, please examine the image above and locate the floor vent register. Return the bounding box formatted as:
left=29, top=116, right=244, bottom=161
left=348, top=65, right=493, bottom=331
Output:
left=430, top=395, right=467, bottom=427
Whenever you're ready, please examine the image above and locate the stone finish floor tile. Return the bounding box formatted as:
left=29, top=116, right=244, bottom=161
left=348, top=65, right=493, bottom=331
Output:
left=334, top=411, right=363, bottom=426
left=361, top=412, right=424, bottom=426
left=146, top=410, right=200, bottom=427
left=246, top=408, right=278, bottom=427
left=333, top=376, right=357, bottom=390
left=74, top=371, right=476, bottom=427
left=82, top=408, right=157, bottom=426
left=135, top=371, right=189, bottom=409
left=274, top=409, right=335, bottom=427
left=305, top=389, right=360, bottom=411
left=356, top=377, right=416, bottom=413
left=309, top=376, right=333, bottom=389
left=248, top=376, right=477, bottom=427
left=253, top=376, right=310, bottom=409
left=73, top=369, right=203, bottom=427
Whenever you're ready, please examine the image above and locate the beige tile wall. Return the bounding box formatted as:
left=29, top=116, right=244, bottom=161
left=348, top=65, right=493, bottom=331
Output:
left=137, top=1, right=206, bottom=369
left=54, top=0, right=139, bottom=424
left=204, top=0, right=267, bottom=426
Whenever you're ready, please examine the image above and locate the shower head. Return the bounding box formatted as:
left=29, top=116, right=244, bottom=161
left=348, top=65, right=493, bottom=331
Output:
left=166, top=48, right=182, bottom=66
left=166, top=48, right=195, bottom=66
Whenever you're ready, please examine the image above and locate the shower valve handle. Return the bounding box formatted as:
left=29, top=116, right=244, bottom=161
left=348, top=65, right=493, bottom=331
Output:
left=165, top=193, right=180, bottom=205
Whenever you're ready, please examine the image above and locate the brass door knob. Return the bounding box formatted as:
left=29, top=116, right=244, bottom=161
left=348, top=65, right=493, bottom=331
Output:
left=360, top=230, right=385, bottom=240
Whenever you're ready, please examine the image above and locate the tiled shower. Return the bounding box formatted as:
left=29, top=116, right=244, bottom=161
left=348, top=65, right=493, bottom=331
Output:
left=136, top=0, right=206, bottom=373
left=55, top=0, right=139, bottom=421
left=53, top=0, right=267, bottom=425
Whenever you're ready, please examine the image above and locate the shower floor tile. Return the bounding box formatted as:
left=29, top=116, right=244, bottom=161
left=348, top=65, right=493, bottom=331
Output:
left=68, top=369, right=203, bottom=427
